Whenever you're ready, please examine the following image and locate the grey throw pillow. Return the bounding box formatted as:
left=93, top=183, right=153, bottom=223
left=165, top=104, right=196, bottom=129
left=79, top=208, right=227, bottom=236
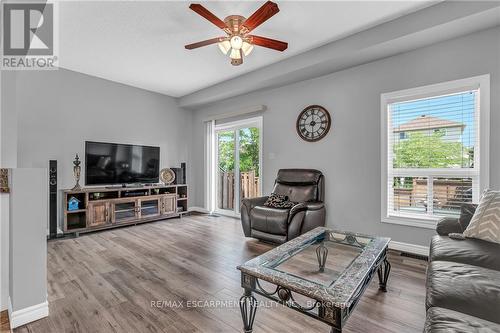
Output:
left=458, top=203, right=478, bottom=232
left=463, top=189, right=500, bottom=244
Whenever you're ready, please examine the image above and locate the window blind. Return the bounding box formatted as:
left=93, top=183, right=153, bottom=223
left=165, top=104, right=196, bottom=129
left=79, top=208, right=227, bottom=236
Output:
left=387, top=90, right=479, bottom=219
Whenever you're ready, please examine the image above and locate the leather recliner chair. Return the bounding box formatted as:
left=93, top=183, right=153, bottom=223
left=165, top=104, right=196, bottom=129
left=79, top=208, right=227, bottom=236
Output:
left=240, top=169, right=326, bottom=244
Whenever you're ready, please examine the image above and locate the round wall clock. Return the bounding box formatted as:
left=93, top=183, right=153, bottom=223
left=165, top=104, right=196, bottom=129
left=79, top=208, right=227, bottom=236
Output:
left=296, top=105, right=331, bottom=142
left=160, top=168, right=175, bottom=185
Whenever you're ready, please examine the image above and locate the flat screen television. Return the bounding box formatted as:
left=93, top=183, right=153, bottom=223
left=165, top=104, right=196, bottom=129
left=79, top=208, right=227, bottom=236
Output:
left=85, top=141, right=160, bottom=185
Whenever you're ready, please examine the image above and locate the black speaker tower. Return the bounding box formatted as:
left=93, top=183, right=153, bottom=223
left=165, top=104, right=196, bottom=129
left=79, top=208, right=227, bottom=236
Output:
left=181, top=162, right=186, bottom=184
left=48, top=160, right=57, bottom=239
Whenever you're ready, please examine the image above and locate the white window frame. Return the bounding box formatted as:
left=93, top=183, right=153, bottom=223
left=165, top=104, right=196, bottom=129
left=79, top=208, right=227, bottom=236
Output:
left=381, top=75, right=490, bottom=229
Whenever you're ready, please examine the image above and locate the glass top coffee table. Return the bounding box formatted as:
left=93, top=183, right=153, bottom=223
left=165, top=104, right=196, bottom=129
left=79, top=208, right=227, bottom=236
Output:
left=237, top=227, right=391, bottom=333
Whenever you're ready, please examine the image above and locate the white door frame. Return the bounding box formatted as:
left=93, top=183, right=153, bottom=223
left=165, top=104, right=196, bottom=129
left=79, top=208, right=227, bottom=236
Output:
left=213, top=116, right=263, bottom=217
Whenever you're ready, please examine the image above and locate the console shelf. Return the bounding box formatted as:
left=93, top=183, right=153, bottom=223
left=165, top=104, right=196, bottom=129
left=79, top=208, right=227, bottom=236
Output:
left=63, top=184, right=188, bottom=234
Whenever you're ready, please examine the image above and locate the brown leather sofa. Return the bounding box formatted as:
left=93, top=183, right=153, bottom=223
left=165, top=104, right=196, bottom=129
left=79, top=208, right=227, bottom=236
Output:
left=240, top=169, right=325, bottom=244
left=425, top=217, right=500, bottom=332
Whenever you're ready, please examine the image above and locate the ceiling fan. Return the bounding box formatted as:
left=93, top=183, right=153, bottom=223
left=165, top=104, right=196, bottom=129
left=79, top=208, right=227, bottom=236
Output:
left=185, top=1, right=288, bottom=66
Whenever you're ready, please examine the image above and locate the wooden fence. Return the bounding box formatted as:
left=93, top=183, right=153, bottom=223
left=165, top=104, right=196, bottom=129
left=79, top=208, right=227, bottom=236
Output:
left=218, top=171, right=260, bottom=210
left=394, top=178, right=472, bottom=212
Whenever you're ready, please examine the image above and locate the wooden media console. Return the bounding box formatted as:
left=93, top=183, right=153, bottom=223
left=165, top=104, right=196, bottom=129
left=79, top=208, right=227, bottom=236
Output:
left=63, top=184, right=188, bottom=234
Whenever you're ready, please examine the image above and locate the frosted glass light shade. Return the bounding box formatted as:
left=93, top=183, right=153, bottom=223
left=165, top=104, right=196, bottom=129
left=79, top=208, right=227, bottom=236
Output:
left=230, top=36, right=243, bottom=50
left=218, top=40, right=231, bottom=55
left=241, top=42, right=254, bottom=56
left=230, top=48, right=241, bottom=59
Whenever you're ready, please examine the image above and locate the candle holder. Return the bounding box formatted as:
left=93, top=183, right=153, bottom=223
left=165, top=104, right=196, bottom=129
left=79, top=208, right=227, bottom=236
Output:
left=71, top=154, right=82, bottom=191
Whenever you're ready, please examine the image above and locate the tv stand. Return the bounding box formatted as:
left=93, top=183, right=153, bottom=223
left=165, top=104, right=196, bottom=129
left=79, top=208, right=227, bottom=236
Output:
left=63, top=184, right=188, bottom=234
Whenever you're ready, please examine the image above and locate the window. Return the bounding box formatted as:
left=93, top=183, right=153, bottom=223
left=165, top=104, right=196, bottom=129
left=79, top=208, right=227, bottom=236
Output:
left=433, top=128, right=446, bottom=136
left=381, top=75, right=490, bottom=228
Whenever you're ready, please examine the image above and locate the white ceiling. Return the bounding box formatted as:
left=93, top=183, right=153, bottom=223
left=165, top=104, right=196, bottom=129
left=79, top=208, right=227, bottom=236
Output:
left=59, top=1, right=437, bottom=97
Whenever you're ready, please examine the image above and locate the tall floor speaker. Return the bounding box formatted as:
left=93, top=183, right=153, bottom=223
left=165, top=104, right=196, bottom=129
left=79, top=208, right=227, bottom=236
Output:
left=173, top=162, right=186, bottom=185
left=49, top=160, right=57, bottom=239
left=181, top=162, right=186, bottom=184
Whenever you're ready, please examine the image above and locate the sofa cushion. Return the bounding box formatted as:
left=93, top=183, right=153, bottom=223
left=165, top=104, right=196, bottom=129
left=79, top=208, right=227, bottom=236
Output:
left=464, top=189, right=500, bottom=244
left=426, top=261, right=500, bottom=324
left=250, top=229, right=287, bottom=244
left=458, top=203, right=478, bottom=231
left=430, top=235, right=500, bottom=271
left=272, top=183, right=316, bottom=202
left=250, top=206, right=289, bottom=235
left=424, top=307, right=500, bottom=333
left=275, top=169, right=322, bottom=185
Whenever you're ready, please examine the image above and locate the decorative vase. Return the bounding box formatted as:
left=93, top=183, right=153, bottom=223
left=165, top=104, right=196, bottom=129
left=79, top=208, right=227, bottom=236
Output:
left=71, top=154, right=82, bottom=191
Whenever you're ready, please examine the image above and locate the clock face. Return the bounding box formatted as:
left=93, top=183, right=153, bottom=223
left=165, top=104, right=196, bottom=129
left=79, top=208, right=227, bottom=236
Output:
left=160, top=168, right=175, bottom=184
left=296, top=105, right=331, bottom=142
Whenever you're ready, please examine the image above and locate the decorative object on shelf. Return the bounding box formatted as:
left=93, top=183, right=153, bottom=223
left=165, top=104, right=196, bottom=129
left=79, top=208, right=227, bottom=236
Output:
left=71, top=154, right=82, bottom=191
left=160, top=168, right=175, bottom=185
left=92, top=192, right=102, bottom=200
left=0, top=168, right=9, bottom=193
left=296, top=105, right=331, bottom=142
left=153, top=188, right=160, bottom=195
left=184, top=1, right=287, bottom=66
left=68, top=196, right=81, bottom=211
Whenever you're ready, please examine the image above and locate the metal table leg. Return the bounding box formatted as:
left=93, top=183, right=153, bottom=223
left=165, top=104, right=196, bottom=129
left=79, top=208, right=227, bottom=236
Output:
left=240, top=289, right=257, bottom=333
left=316, top=243, right=328, bottom=272
left=377, top=259, right=391, bottom=292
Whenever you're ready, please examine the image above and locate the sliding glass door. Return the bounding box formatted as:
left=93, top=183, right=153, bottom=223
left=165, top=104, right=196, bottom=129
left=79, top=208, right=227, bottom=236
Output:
left=216, top=130, right=236, bottom=211
left=214, top=117, right=262, bottom=216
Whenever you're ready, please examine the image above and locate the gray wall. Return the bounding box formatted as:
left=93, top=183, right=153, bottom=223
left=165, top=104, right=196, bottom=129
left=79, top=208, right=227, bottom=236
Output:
left=1, top=72, right=17, bottom=168
left=9, top=168, right=47, bottom=316
left=11, top=69, right=192, bottom=228
left=14, top=68, right=191, bottom=188
left=1, top=71, right=18, bottom=310
left=190, top=27, right=500, bottom=246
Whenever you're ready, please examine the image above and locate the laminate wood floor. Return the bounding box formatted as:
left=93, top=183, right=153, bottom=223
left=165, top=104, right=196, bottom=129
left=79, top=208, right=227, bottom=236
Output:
left=1, top=310, right=11, bottom=333
left=15, top=214, right=428, bottom=333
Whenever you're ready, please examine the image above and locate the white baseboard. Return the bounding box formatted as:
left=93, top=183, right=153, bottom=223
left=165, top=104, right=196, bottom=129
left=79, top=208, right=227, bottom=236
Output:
left=8, top=297, right=48, bottom=329
left=188, top=206, right=209, bottom=214
left=389, top=241, right=429, bottom=256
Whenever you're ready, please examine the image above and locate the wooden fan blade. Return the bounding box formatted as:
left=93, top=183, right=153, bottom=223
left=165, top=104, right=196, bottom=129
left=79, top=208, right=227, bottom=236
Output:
left=185, top=37, right=224, bottom=50
left=189, top=4, right=227, bottom=30
left=241, top=1, right=279, bottom=33
left=249, top=35, right=288, bottom=51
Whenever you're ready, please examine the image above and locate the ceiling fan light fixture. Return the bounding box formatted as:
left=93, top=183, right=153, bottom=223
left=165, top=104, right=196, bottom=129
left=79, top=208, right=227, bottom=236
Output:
left=230, top=48, right=242, bottom=60
left=230, top=35, right=243, bottom=50
left=241, top=42, right=254, bottom=56
left=218, top=40, right=231, bottom=55
left=185, top=1, right=287, bottom=66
